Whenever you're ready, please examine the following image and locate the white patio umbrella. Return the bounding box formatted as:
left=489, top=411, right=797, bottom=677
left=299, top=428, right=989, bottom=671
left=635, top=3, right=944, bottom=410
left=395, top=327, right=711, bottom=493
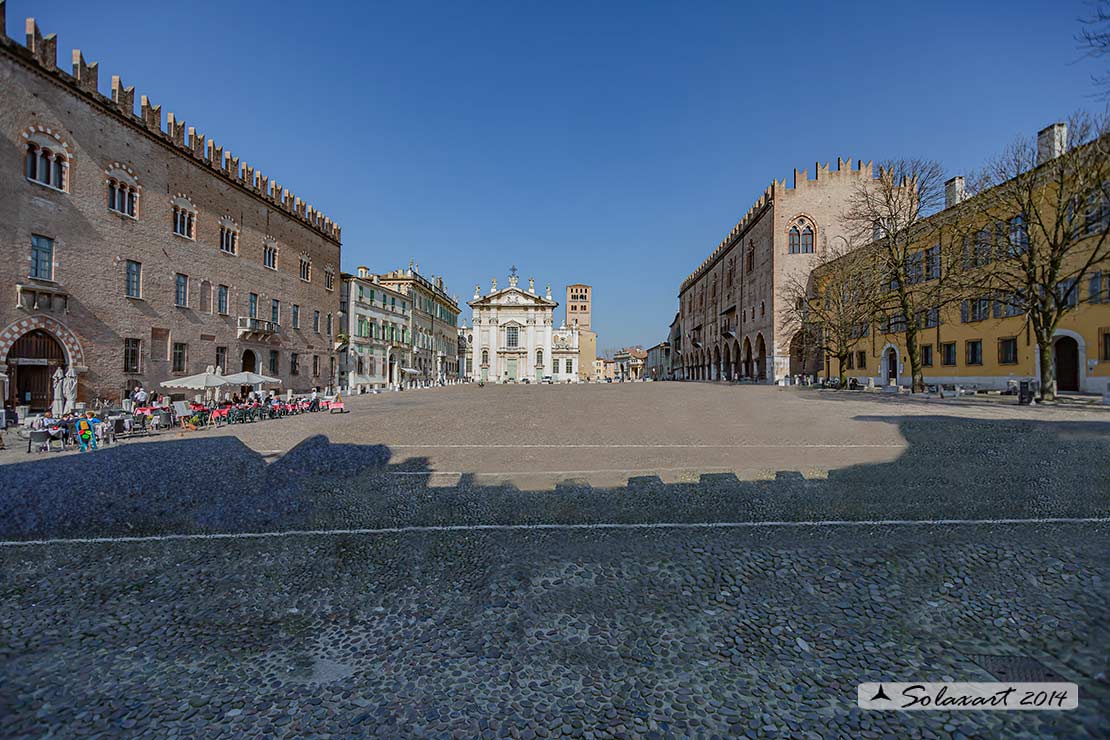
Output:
left=160, top=366, right=232, bottom=391
left=221, top=371, right=282, bottom=385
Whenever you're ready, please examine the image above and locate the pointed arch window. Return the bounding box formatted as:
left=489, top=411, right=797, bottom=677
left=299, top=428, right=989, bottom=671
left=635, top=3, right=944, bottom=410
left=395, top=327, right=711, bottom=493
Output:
left=788, top=218, right=816, bottom=254
left=801, top=225, right=814, bottom=253
left=106, top=164, right=139, bottom=217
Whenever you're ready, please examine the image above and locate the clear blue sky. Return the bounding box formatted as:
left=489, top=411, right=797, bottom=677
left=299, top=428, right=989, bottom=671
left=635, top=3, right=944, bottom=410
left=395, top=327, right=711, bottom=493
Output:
left=11, top=1, right=1104, bottom=350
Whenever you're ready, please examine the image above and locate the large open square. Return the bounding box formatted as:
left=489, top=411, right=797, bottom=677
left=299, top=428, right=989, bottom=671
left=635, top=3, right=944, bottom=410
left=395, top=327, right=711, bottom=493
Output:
left=2, top=383, right=1108, bottom=738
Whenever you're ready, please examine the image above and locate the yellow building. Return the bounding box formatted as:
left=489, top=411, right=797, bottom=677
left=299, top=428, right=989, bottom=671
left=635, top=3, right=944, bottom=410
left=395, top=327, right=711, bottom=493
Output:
left=814, top=122, right=1110, bottom=395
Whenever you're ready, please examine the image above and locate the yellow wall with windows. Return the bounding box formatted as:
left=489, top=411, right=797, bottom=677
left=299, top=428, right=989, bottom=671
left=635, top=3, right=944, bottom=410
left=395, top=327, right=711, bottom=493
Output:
left=825, top=274, right=1109, bottom=392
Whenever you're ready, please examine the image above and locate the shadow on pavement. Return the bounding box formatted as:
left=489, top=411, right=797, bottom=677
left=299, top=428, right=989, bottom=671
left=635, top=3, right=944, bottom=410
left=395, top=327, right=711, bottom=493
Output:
left=0, top=416, right=1107, bottom=541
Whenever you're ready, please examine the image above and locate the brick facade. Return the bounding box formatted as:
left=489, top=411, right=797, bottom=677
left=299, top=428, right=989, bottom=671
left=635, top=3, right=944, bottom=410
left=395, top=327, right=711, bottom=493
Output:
left=1, top=14, right=341, bottom=408
left=677, top=159, right=876, bottom=383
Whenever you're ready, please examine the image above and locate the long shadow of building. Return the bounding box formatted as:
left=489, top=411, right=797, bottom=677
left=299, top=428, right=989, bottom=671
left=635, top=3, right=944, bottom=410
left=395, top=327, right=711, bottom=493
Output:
left=1, top=415, right=1107, bottom=541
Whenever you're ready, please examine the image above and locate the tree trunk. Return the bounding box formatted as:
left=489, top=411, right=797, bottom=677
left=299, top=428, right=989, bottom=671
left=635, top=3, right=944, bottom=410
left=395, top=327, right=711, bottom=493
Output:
left=904, top=324, right=924, bottom=393
left=1037, top=333, right=1057, bottom=402
left=837, top=353, right=849, bottom=388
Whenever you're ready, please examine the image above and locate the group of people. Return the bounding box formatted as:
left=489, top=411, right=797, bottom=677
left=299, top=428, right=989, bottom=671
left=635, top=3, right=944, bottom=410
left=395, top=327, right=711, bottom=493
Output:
left=128, top=385, right=167, bottom=409
left=33, top=410, right=106, bottom=452
left=224, top=388, right=324, bottom=412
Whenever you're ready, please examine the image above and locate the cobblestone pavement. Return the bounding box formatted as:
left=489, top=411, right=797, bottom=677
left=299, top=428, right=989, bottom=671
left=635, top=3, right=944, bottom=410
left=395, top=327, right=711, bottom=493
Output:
left=1, top=384, right=1108, bottom=737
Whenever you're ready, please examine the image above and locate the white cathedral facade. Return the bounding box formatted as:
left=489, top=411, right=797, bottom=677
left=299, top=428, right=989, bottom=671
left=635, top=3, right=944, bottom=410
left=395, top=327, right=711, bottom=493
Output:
left=466, top=269, right=580, bottom=383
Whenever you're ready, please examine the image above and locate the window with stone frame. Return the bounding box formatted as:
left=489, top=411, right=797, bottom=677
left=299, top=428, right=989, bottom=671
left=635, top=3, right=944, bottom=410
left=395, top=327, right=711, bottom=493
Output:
left=966, top=339, right=983, bottom=366
left=300, top=257, right=312, bottom=282
left=24, top=133, right=70, bottom=192
left=171, top=195, right=196, bottom=239
left=172, top=342, right=188, bottom=373
left=217, top=285, right=229, bottom=315
left=124, top=338, right=141, bottom=373
left=788, top=218, right=815, bottom=254
left=174, top=274, right=189, bottom=307
left=507, top=326, right=519, bottom=348
left=125, top=260, right=142, bottom=298
left=921, top=343, right=933, bottom=367
left=31, top=234, right=54, bottom=280
left=998, top=337, right=1018, bottom=365
left=263, top=242, right=278, bottom=270
left=106, top=165, right=139, bottom=217
left=218, top=217, right=239, bottom=255
left=941, top=342, right=957, bottom=366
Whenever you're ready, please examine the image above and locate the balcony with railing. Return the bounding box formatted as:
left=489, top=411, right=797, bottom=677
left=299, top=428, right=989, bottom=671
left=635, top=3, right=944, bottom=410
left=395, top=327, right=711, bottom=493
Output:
left=237, top=316, right=278, bottom=338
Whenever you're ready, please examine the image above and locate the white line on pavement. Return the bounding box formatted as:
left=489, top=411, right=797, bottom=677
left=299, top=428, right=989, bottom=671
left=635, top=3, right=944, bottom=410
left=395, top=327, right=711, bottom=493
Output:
left=390, top=467, right=746, bottom=476
left=388, top=443, right=903, bottom=449
left=2, top=517, right=1107, bottom=549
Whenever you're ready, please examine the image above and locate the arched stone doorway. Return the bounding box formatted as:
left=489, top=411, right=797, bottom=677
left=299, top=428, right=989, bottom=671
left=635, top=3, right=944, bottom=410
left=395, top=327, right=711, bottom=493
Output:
left=6, top=329, right=65, bottom=410
left=742, top=338, right=753, bottom=379
left=721, top=342, right=733, bottom=381
left=711, top=346, right=721, bottom=381
left=241, top=349, right=258, bottom=373
left=883, top=346, right=899, bottom=384
left=1053, top=336, right=1080, bottom=392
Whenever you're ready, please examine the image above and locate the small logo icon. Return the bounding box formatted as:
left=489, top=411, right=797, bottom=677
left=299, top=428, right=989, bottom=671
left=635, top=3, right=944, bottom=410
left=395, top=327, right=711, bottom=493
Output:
left=869, top=685, right=891, bottom=702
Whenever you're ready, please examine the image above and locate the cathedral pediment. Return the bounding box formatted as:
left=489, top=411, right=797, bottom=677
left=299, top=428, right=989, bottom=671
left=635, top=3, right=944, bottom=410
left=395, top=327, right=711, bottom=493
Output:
left=468, top=287, right=556, bottom=309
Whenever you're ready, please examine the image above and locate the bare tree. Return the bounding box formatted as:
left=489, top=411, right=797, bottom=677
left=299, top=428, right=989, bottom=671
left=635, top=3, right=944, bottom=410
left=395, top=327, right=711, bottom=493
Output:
left=1078, top=0, right=1110, bottom=98
left=779, top=242, right=882, bottom=388
left=968, top=112, right=1110, bottom=401
left=842, top=159, right=950, bottom=392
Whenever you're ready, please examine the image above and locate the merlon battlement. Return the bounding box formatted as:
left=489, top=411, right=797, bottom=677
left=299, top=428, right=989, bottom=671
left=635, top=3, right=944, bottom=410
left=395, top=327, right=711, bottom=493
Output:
left=680, top=157, right=874, bottom=291
left=0, top=4, right=341, bottom=243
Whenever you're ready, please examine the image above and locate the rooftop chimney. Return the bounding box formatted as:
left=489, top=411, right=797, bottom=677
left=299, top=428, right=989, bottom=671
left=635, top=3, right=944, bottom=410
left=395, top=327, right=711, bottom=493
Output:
left=1037, top=122, right=1067, bottom=165
left=944, top=176, right=966, bottom=209
left=357, top=266, right=368, bottom=278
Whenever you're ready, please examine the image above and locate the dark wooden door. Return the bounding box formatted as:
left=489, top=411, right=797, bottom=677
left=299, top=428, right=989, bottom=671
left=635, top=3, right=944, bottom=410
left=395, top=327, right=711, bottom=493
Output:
left=887, top=351, right=898, bottom=382
left=1054, top=337, right=1079, bottom=392
left=7, top=330, right=65, bottom=410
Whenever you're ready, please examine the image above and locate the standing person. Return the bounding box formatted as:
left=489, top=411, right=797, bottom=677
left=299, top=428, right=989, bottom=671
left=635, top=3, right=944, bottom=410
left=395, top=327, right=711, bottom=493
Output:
left=132, top=384, right=149, bottom=409
left=309, top=387, right=320, bottom=412
left=74, top=411, right=101, bottom=452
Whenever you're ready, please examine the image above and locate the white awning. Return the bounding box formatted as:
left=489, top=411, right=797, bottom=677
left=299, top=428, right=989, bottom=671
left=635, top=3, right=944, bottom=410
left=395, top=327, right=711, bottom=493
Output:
left=401, top=367, right=420, bottom=374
